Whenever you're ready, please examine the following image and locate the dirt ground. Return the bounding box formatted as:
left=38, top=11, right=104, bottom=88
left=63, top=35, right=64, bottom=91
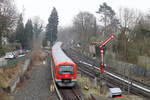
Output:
left=12, top=50, right=58, bottom=100
left=31, top=49, right=46, bottom=66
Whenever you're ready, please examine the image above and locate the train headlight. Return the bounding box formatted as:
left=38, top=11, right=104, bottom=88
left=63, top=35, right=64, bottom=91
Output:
left=65, top=75, right=69, bottom=77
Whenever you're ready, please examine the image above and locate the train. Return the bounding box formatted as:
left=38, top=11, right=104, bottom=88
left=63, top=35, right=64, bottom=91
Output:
left=51, top=42, right=77, bottom=87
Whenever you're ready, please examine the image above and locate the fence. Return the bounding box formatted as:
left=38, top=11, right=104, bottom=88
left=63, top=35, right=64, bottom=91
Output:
left=104, top=51, right=150, bottom=78
left=0, top=53, right=31, bottom=68
left=138, top=56, right=150, bottom=67
left=105, top=59, right=150, bottom=78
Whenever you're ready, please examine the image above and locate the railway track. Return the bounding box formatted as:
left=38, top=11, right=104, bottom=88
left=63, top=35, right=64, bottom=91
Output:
left=63, top=47, right=150, bottom=99
left=64, top=47, right=150, bottom=88
left=58, top=86, right=83, bottom=100
left=47, top=51, right=83, bottom=100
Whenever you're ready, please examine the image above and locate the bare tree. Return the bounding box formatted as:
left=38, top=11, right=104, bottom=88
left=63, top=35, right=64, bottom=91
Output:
left=97, top=2, right=116, bottom=36
left=32, top=16, right=44, bottom=27
left=116, top=8, right=142, bottom=58
left=0, top=0, right=18, bottom=48
left=116, top=8, right=142, bottom=94
left=118, top=8, right=141, bottom=34
left=32, top=16, right=44, bottom=42
left=57, top=26, right=76, bottom=43
left=73, top=11, right=97, bottom=51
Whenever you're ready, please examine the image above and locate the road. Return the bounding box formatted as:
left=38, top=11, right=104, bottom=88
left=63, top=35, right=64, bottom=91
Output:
left=12, top=59, right=58, bottom=100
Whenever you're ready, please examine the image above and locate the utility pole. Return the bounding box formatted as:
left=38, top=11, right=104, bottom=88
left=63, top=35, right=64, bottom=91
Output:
left=128, top=64, right=132, bottom=95
left=123, top=64, right=125, bottom=92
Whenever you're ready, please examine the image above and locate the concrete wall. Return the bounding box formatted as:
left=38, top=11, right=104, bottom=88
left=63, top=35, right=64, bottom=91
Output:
left=0, top=59, right=7, bottom=67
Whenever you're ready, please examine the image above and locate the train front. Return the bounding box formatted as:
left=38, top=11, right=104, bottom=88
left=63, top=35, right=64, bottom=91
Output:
left=56, top=62, right=77, bottom=87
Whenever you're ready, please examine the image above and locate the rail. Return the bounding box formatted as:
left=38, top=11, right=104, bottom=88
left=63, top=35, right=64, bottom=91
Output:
left=48, top=51, right=63, bottom=100
left=64, top=48, right=150, bottom=99
left=47, top=50, right=83, bottom=100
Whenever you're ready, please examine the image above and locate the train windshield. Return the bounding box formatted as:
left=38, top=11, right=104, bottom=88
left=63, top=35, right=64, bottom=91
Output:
left=59, top=65, right=74, bottom=74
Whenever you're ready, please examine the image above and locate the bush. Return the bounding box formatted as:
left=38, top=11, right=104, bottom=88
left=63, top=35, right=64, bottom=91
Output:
left=42, top=38, right=47, bottom=47
left=0, top=49, right=5, bottom=57
left=89, top=36, right=97, bottom=44
left=0, top=47, right=12, bottom=57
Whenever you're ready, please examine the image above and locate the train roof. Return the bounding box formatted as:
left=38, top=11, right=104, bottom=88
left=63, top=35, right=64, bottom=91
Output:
left=52, top=42, right=74, bottom=64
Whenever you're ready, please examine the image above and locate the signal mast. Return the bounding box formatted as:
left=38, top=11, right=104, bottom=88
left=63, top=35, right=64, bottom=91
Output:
left=92, top=34, right=115, bottom=90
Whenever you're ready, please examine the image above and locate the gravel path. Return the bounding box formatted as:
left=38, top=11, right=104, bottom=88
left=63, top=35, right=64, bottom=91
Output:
left=12, top=61, right=58, bottom=100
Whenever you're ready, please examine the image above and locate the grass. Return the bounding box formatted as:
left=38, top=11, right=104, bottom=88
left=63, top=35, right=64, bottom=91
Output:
left=131, top=75, right=150, bottom=85
left=77, top=74, right=146, bottom=100
left=77, top=74, right=109, bottom=99
left=0, top=63, right=23, bottom=88
left=122, top=94, right=145, bottom=100
left=0, top=88, right=13, bottom=100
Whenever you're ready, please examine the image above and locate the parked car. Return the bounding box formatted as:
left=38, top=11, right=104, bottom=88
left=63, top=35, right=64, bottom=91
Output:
left=4, top=52, right=15, bottom=59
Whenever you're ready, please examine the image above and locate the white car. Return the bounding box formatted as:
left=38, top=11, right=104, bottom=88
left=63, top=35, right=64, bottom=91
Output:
left=4, top=52, right=15, bottom=59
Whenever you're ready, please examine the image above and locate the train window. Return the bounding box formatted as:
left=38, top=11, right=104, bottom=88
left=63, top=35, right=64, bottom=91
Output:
left=59, top=65, right=74, bottom=75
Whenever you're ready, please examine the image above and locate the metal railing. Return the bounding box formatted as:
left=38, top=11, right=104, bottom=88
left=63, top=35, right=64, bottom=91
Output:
left=0, top=53, right=31, bottom=68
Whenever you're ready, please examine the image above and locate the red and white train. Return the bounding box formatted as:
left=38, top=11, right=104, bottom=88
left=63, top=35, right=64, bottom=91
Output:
left=52, top=42, right=77, bottom=87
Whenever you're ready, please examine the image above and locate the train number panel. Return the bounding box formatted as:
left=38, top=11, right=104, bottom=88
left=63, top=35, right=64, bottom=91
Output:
left=52, top=42, right=77, bottom=87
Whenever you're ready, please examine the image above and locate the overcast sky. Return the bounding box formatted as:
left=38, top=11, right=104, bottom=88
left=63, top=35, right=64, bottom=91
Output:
left=15, top=0, right=150, bottom=27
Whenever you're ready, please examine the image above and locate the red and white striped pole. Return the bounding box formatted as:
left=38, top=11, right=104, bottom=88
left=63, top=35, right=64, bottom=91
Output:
left=99, top=34, right=115, bottom=75
left=92, top=34, right=115, bottom=92
left=100, top=49, right=104, bottom=74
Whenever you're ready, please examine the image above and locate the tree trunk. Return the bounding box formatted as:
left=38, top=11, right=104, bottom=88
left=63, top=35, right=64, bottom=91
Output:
left=0, top=32, right=2, bottom=49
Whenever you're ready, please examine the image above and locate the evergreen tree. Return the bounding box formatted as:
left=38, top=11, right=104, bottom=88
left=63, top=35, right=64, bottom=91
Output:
left=24, top=19, right=33, bottom=49
left=15, top=14, right=25, bottom=47
left=42, top=37, right=47, bottom=47
left=0, top=0, right=18, bottom=48
left=33, top=23, right=42, bottom=38
left=46, top=7, right=58, bottom=45
left=97, top=2, right=116, bottom=35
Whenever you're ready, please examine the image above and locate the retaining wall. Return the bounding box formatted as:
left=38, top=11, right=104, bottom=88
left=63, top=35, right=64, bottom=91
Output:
left=0, top=59, right=7, bottom=67
left=9, top=59, right=31, bottom=93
